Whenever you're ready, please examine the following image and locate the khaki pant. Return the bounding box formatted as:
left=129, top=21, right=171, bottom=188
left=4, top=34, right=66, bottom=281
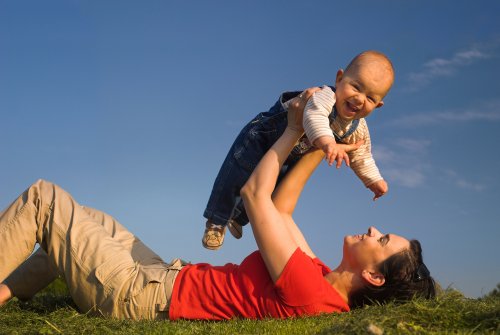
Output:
left=0, top=179, right=184, bottom=320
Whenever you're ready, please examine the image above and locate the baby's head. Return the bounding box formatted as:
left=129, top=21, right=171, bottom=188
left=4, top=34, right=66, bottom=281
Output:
left=335, top=50, right=394, bottom=120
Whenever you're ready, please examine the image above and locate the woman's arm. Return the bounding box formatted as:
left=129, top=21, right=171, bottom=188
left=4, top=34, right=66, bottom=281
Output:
left=271, top=148, right=324, bottom=259
left=241, top=87, right=366, bottom=282
left=241, top=127, right=303, bottom=282
left=272, top=143, right=364, bottom=259
left=240, top=88, right=318, bottom=282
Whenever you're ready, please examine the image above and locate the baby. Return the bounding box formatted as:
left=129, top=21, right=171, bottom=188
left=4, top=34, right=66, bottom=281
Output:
left=202, top=50, right=394, bottom=250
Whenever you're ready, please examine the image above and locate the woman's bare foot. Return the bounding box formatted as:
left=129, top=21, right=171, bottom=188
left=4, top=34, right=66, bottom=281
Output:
left=0, top=283, right=13, bottom=306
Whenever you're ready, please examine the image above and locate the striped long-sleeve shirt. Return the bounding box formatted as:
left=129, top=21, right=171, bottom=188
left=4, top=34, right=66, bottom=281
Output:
left=301, top=85, right=382, bottom=187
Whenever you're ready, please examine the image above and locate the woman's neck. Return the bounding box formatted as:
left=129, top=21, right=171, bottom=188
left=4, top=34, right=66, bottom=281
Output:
left=325, top=266, right=357, bottom=305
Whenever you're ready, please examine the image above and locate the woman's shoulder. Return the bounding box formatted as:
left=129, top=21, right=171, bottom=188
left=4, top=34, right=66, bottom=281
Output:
left=274, top=248, right=349, bottom=311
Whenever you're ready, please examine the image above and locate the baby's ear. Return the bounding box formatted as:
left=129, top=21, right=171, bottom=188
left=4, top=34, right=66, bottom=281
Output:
left=376, top=101, right=384, bottom=108
left=361, top=269, right=385, bottom=287
left=335, top=69, right=344, bottom=85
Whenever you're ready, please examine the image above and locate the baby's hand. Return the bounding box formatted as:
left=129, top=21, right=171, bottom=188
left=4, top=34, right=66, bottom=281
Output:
left=314, top=136, right=349, bottom=168
left=368, top=180, right=388, bottom=201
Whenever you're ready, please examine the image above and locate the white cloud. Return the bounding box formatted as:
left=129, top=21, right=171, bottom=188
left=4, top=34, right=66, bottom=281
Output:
left=389, top=99, right=500, bottom=128
left=442, top=169, right=486, bottom=192
left=373, top=142, right=430, bottom=188
left=371, top=145, right=397, bottom=164
left=375, top=141, right=487, bottom=191
left=455, top=179, right=486, bottom=191
left=384, top=167, right=426, bottom=188
left=405, top=45, right=494, bottom=92
left=394, top=138, right=431, bottom=154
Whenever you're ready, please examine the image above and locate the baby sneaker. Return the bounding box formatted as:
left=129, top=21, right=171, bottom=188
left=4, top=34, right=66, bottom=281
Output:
left=202, top=220, right=226, bottom=250
left=227, top=220, right=243, bottom=239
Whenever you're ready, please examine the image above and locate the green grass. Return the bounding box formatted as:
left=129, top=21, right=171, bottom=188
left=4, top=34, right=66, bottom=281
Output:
left=0, top=280, right=498, bottom=334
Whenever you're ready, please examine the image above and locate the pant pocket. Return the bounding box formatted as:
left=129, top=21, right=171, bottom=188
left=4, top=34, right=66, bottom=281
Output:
left=118, top=259, right=186, bottom=319
left=94, top=255, right=134, bottom=297
left=120, top=265, right=165, bottom=302
left=122, top=258, right=187, bottom=300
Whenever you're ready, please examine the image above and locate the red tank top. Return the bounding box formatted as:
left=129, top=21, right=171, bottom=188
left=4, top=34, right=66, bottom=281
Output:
left=169, top=248, right=349, bottom=320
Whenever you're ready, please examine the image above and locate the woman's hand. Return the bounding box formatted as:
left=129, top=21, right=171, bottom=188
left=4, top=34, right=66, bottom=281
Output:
left=287, top=87, right=321, bottom=132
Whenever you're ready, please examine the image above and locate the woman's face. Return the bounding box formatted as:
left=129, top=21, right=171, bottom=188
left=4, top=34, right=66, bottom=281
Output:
left=343, top=226, right=410, bottom=272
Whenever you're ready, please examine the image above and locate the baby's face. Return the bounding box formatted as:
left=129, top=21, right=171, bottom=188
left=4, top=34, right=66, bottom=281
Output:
left=334, top=59, right=393, bottom=121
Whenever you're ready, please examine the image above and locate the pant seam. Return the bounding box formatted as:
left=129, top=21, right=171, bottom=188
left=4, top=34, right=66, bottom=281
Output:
left=0, top=201, right=30, bottom=235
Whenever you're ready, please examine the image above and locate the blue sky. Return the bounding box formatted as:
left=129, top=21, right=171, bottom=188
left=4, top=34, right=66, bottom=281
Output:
left=1, top=1, right=499, bottom=298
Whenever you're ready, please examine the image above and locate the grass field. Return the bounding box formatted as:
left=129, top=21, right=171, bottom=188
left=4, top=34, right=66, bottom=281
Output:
left=0, top=280, right=498, bottom=334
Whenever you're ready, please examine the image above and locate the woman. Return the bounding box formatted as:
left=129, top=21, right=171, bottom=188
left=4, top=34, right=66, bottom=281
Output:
left=0, top=89, right=435, bottom=320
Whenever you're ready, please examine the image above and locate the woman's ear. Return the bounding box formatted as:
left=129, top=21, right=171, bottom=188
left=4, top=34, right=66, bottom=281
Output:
left=361, top=269, right=385, bottom=287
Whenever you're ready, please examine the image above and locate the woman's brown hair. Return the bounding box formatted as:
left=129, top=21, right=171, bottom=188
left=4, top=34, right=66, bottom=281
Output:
left=349, top=239, right=436, bottom=307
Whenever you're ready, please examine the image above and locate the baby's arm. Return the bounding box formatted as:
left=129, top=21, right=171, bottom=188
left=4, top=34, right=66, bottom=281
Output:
left=367, top=179, right=388, bottom=201
left=351, top=150, right=388, bottom=201
left=348, top=120, right=388, bottom=200
left=303, top=86, right=352, bottom=168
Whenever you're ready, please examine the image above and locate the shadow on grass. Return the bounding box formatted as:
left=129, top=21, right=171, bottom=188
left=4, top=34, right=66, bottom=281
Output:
left=17, top=294, right=77, bottom=314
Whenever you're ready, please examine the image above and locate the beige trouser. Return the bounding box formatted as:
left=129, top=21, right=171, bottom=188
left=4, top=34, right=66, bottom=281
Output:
left=0, top=179, right=184, bottom=320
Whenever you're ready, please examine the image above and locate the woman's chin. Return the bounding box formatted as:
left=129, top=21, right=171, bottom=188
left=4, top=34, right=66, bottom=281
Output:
left=344, top=235, right=354, bottom=245
left=344, top=234, right=362, bottom=247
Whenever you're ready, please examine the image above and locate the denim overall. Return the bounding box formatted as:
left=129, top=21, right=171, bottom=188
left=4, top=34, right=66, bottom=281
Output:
left=203, top=88, right=359, bottom=228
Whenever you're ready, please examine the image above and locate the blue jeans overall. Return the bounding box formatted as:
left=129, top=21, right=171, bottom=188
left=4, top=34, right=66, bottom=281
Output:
left=203, top=88, right=358, bottom=228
